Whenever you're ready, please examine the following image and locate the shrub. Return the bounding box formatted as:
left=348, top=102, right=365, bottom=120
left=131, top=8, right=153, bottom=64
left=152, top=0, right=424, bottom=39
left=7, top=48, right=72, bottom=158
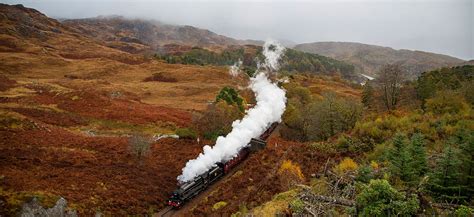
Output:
left=252, top=189, right=299, bottom=217
left=334, top=157, right=359, bottom=175
left=370, top=161, right=379, bottom=170
left=279, top=160, right=305, bottom=189
left=365, top=143, right=388, bottom=162
left=128, top=133, right=153, bottom=160
left=193, top=101, right=243, bottom=141
left=215, top=86, right=245, bottom=112
left=355, top=179, right=419, bottom=216
left=242, top=66, right=256, bottom=77
left=212, top=201, right=227, bottom=210
left=176, top=128, right=197, bottom=140
left=454, top=205, right=473, bottom=217
left=308, top=141, right=337, bottom=155
left=203, top=130, right=223, bottom=141
left=289, top=198, right=305, bottom=214
left=336, top=134, right=351, bottom=151
left=279, top=160, right=305, bottom=180
left=425, top=91, right=469, bottom=115
left=310, top=177, right=330, bottom=195
left=142, top=72, right=178, bottom=82
left=356, top=165, right=374, bottom=183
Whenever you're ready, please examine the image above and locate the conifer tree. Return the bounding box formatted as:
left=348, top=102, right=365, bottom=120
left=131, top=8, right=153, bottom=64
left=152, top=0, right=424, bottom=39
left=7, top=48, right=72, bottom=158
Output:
left=388, top=133, right=413, bottom=182
left=430, top=146, right=463, bottom=203
left=361, top=80, right=374, bottom=109
left=456, top=129, right=474, bottom=201
left=408, top=133, right=428, bottom=184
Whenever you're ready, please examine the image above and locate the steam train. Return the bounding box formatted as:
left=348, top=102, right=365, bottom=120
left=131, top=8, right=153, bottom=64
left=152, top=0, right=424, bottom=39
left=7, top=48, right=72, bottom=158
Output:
left=167, top=122, right=278, bottom=208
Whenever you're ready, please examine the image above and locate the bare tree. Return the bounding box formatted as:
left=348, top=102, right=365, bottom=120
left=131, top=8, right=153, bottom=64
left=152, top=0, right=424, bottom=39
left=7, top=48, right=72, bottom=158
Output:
left=128, top=133, right=153, bottom=161
left=304, top=92, right=362, bottom=141
left=193, top=101, right=243, bottom=140
left=377, top=64, right=406, bottom=111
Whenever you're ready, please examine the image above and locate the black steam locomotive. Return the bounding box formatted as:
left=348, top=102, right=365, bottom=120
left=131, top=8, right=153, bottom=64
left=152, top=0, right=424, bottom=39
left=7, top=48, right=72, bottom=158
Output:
left=167, top=122, right=278, bottom=208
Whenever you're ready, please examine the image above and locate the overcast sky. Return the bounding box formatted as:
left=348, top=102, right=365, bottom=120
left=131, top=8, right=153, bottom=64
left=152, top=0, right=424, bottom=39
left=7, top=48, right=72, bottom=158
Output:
left=2, top=0, right=472, bottom=60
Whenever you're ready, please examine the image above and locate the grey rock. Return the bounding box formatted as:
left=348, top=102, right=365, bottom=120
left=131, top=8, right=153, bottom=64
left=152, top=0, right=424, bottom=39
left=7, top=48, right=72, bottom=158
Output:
left=20, top=197, right=77, bottom=217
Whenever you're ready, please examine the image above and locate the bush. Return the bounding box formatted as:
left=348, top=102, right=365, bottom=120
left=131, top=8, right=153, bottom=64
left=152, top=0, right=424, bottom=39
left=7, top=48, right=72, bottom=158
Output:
left=307, top=141, right=337, bottom=155
left=128, top=133, right=153, bottom=160
left=289, top=198, right=305, bottom=214
left=142, top=72, right=177, bottom=82
left=336, top=134, right=351, bottom=151
left=334, top=157, right=359, bottom=175
left=279, top=160, right=305, bottom=189
left=425, top=91, right=469, bottom=115
left=193, top=101, right=243, bottom=141
left=454, top=205, right=473, bottom=217
left=212, top=201, right=228, bottom=210
left=355, top=179, right=419, bottom=216
left=176, top=128, right=197, bottom=140
left=216, top=86, right=245, bottom=112
left=203, top=130, right=223, bottom=141
left=356, top=165, right=374, bottom=183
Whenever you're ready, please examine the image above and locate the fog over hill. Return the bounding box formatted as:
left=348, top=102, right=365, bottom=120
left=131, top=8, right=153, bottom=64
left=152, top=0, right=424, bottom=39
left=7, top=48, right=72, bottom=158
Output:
left=59, top=15, right=465, bottom=79
left=2, top=0, right=472, bottom=60
left=62, top=16, right=247, bottom=51
left=293, top=42, right=465, bottom=79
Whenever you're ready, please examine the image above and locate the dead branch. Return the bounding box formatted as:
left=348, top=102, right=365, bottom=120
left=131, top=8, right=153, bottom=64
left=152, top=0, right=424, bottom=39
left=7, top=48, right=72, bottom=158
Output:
left=299, top=189, right=355, bottom=207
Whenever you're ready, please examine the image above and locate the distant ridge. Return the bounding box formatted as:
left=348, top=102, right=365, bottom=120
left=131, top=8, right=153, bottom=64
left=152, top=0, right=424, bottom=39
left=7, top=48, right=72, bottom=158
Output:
left=293, top=41, right=464, bottom=79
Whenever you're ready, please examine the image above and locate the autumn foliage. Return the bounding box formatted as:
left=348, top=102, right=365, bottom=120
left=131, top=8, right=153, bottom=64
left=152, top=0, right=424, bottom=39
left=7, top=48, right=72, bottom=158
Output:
left=278, top=160, right=305, bottom=189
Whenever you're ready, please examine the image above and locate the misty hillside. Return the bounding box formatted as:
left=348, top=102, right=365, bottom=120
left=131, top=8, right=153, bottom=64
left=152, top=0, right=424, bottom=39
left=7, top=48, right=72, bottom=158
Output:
left=62, top=17, right=256, bottom=53
left=60, top=16, right=364, bottom=81
left=293, top=42, right=464, bottom=79
left=464, top=60, right=474, bottom=65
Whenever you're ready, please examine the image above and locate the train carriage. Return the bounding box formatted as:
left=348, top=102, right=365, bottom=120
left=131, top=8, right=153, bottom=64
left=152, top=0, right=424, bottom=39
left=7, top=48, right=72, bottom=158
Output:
left=167, top=122, right=277, bottom=208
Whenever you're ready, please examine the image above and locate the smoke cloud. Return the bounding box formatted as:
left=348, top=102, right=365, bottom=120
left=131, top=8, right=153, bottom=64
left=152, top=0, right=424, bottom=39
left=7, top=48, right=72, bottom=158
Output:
left=177, top=40, right=287, bottom=183
left=262, top=40, right=286, bottom=71
left=228, top=60, right=242, bottom=77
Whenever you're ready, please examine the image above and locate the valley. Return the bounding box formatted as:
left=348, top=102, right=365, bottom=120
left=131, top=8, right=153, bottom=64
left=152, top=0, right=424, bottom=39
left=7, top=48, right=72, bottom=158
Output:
left=0, top=3, right=473, bottom=216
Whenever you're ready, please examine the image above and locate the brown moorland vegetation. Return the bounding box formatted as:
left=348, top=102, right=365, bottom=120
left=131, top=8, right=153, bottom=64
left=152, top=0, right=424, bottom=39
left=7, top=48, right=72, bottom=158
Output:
left=0, top=3, right=368, bottom=216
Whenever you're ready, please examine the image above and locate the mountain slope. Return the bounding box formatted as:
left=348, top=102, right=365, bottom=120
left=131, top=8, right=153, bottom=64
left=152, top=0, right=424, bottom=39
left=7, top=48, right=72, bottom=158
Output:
left=0, top=3, right=240, bottom=111
left=0, top=4, right=364, bottom=216
left=293, top=42, right=464, bottom=79
left=59, top=16, right=364, bottom=82
left=62, top=16, right=247, bottom=53
left=0, top=4, right=146, bottom=66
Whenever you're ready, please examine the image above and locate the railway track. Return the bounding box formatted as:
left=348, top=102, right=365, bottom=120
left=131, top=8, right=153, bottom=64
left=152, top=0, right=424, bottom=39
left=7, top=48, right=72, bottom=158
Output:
left=154, top=206, right=174, bottom=217
left=154, top=155, right=254, bottom=216
left=155, top=123, right=279, bottom=216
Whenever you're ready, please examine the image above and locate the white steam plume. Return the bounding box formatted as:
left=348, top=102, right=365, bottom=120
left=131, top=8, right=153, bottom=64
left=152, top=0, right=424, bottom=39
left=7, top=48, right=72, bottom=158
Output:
left=229, top=59, right=242, bottom=77
left=177, top=40, right=287, bottom=183
left=262, top=40, right=286, bottom=71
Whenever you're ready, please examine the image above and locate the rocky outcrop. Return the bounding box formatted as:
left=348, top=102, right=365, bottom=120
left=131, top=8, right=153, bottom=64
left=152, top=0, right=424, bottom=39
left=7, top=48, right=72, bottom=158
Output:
left=20, top=197, right=77, bottom=217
